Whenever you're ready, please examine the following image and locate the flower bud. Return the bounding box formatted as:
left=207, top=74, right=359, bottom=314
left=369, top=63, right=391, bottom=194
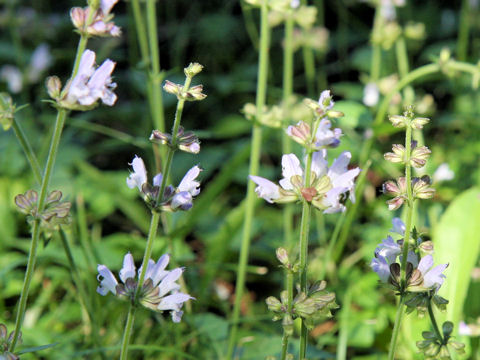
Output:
left=326, top=110, right=344, bottom=118
left=412, top=176, right=435, bottom=199
left=410, top=144, right=431, bottom=168
left=70, top=7, right=86, bottom=29
left=265, top=296, right=283, bottom=312
left=294, top=6, right=317, bottom=30
left=46, top=76, right=62, bottom=100
left=0, top=92, right=15, bottom=131
left=389, top=114, right=407, bottom=128
left=384, top=144, right=405, bottom=164
left=404, top=22, right=426, bottom=41
left=418, top=240, right=434, bottom=256
left=185, top=84, right=207, bottom=101
left=149, top=130, right=171, bottom=145
left=163, top=80, right=182, bottom=96
left=184, top=62, right=204, bottom=78
left=286, top=121, right=311, bottom=146
left=411, top=116, right=430, bottom=129
left=276, top=247, right=290, bottom=267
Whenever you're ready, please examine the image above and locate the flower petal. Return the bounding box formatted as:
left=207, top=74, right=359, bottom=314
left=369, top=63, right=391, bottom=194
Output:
left=126, top=155, right=147, bottom=191
left=119, top=252, right=136, bottom=283
left=249, top=175, right=280, bottom=203
left=96, top=264, right=118, bottom=295
left=177, top=166, right=201, bottom=196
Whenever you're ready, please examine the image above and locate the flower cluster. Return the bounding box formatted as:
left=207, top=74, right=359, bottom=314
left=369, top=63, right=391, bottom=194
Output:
left=417, top=321, right=465, bottom=359
left=150, top=127, right=200, bottom=154
left=126, top=155, right=201, bottom=211
left=266, top=281, right=338, bottom=333
left=15, top=189, right=71, bottom=239
left=47, top=49, right=117, bottom=111
left=250, top=150, right=360, bottom=213
left=97, top=253, right=194, bottom=322
left=0, top=324, right=20, bottom=360
left=382, top=110, right=435, bottom=210
left=371, top=218, right=447, bottom=294
left=70, top=0, right=121, bottom=37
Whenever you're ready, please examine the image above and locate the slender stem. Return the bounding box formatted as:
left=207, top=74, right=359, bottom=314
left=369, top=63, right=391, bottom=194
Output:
left=457, top=0, right=470, bottom=62
left=146, top=0, right=166, bottom=134
left=299, top=151, right=313, bottom=359
left=395, top=36, right=415, bottom=104
left=370, top=5, right=383, bottom=82
left=302, top=45, right=316, bottom=97
left=155, top=76, right=192, bottom=205
left=282, top=14, right=294, bottom=249
left=134, top=211, right=161, bottom=301
left=281, top=271, right=294, bottom=360
left=11, top=118, right=42, bottom=184
left=119, top=304, right=137, bottom=360
left=226, top=2, right=269, bottom=358
left=388, top=296, right=406, bottom=360
left=131, top=0, right=150, bottom=64
left=9, top=109, right=67, bottom=351
left=389, top=116, right=415, bottom=359
left=427, top=298, right=443, bottom=341
left=399, top=123, right=414, bottom=284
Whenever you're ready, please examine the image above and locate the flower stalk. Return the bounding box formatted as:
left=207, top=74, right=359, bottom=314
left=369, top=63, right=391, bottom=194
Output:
left=227, top=0, right=269, bottom=357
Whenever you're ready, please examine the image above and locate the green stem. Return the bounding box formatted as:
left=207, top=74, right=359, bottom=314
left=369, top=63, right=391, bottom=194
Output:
left=226, top=2, right=269, bottom=358
left=282, top=14, right=294, bottom=249
left=134, top=211, right=161, bottom=301
left=146, top=0, right=165, bottom=134
left=155, top=76, right=192, bottom=205
left=131, top=0, right=150, bottom=65
left=370, top=5, right=383, bottom=82
left=388, top=296, right=406, bottom=360
left=299, top=151, right=313, bottom=359
left=281, top=271, right=294, bottom=360
left=9, top=109, right=67, bottom=352
left=457, top=0, right=470, bottom=62
left=302, top=45, right=316, bottom=97
left=119, top=304, right=137, bottom=360
left=11, top=118, right=42, bottom=184
left=395, top=36, right=415, bottom=104
left=427, top=298, right=443, bottom=341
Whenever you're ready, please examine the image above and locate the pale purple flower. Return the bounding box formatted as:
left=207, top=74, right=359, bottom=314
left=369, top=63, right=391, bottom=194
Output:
left=375, top=236, right=401, bottom=263
left=171, top=166, right=202, bottom=211
left=290, top=0, right=300, bottom=8
left=322, top=151, right=361, bottom=213
left=126, top=156, right=201, bottom=211
left=314, top=119, right=342, bottom=148
left=417, top=255, right=448, bottom=290
left=27, top=44, right=52, bottom=83
left=249, top=151, right=360, bottom=213
left=249, top=176, right=281, bottom=203
left=459, top=321, right=473, bottom=336
left=126, top=155, right=148, bottom=191
left=96, top=252, right=193, bottom=322
left=318, top=90, right=334, bottom=112
left=363, top=82, right=379, bottom=107
left=389, top=217, right=406, bottom=236
left=371, top=255, right=390, bottom=283
left=65, top=49, right=117, bottom=107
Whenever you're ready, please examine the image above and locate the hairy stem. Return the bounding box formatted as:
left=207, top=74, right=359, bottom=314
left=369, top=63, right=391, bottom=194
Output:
left=388, top=296, right=406, bottom=360
left=119, top=304, right=137, bottom=360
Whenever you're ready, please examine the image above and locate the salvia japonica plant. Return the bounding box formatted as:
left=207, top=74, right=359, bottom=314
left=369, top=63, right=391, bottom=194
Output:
left=372, top=107, right=465, bottom=359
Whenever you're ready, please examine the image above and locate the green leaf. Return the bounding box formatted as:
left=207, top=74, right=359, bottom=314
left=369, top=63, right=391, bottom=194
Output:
left=18, top=342, right=59, bottom=354
left=434, top=187, right=480, bottom=329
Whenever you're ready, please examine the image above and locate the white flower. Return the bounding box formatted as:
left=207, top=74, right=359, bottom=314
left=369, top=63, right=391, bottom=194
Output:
left=433, top=163, right=454, bottom=183
left=96, top=252, right=194, bottom=322
left=408, top=255, right=448, bottom=292
left=126, top=155, right=148, bottom=191
left=65, top=49, right=117, bottom=107
left=363, top=82, right=379, bottom=107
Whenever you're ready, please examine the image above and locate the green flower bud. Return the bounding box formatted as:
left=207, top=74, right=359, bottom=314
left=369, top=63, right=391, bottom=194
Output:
left=266, top=296, right=283, bottom=312
left=46, top=76, right=62, bottom=100
left=389, top=114, right=407, bottom=128
left=276, top=247, right=290, bottom=267
left=184, top=62, right=204, bottom=78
